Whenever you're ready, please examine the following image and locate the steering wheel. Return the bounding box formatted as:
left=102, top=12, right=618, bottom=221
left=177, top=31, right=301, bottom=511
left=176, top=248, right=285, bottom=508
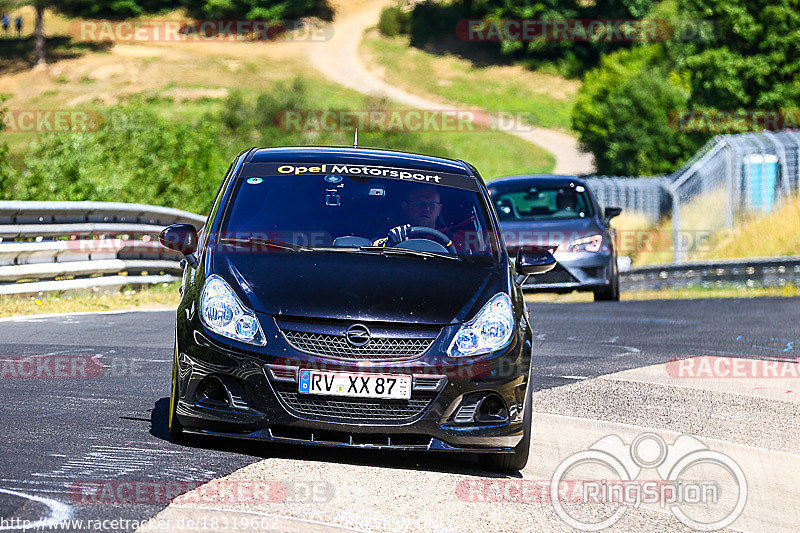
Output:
left=390, top=226, right=458, bottom=254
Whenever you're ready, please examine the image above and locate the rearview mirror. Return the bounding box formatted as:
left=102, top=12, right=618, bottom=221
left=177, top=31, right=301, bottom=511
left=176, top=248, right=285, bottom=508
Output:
left=604, top=207, right=622, bottom=220
left=516, top=247, right=556, bottom=276
left=159, top=223, right=198, bottom=255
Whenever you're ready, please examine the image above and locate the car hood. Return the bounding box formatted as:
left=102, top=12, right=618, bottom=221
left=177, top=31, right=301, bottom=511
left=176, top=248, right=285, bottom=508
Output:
left=211, top=251, right=505, bottom=326
left=498, top=217, right=603, bottom=250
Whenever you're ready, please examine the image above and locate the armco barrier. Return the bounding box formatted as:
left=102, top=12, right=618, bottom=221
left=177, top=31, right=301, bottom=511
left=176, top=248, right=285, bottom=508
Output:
left=0, top=201, right=205, bottom=296
left=620, top=256, right=800, bottom=291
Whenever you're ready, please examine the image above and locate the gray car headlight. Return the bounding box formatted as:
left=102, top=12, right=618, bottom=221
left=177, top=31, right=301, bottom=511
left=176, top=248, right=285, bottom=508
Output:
left=200, top=274, right=266, bottom=346
left=448, top=293, right=515, bottom=357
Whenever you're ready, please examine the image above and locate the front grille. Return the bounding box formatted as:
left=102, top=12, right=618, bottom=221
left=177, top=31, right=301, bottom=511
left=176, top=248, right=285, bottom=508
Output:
left=526, top=263, right=578, bottom=285
left=276, top=390, right=434, bottom=421
left=281, top=330, right=435, bottom=360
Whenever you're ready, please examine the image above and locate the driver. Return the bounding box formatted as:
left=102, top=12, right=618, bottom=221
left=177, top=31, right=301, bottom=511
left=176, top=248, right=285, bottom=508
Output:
left=373, top=186, right=446, bottom=247
left=555, top=190, right=578, bottom=213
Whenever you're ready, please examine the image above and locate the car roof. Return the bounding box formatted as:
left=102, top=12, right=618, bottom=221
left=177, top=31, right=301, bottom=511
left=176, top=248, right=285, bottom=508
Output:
left=246, top=146, right=475, bottom=177
left=487, top=174, right=588, bottom=189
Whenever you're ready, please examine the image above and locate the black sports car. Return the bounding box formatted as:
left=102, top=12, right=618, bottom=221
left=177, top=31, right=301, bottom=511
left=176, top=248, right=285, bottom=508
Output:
left=488, top=175, right=622, bottom=301
left=159, top=146, right=555, bottom=471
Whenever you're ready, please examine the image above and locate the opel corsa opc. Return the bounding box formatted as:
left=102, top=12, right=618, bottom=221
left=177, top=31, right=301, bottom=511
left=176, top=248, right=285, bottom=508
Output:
left=159, top=147, right=555, bottom=471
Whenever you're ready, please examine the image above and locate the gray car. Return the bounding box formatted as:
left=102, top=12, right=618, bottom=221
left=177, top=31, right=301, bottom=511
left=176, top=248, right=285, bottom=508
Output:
left=488, top=175, right=622, bottom=301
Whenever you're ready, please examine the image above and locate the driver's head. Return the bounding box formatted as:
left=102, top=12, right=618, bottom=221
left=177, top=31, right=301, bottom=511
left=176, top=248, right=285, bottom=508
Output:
left=556, top=190, right=577, bottom=211
left=401, top=186, right=442, bottom=227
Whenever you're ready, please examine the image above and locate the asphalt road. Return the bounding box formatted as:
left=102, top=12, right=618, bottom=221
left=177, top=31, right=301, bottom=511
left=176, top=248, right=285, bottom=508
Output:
left=0, top=298, right=797, bottom=532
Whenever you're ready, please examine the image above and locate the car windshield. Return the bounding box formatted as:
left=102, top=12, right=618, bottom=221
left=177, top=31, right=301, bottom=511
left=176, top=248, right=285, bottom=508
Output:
left=490, top=184, right=594, bottom=221
left=216, top=174, right=499, bottom=260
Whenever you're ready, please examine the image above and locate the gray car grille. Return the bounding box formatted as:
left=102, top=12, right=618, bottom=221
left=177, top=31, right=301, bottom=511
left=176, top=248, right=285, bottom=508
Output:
left=276, top=390, right=434, bottom=421
left=281, top=330, right=435, bottom=360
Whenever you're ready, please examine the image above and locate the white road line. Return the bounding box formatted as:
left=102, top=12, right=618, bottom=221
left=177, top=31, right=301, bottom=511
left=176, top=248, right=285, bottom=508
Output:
left=0, top=487, right=72, bottom=531
left=0, top=308, right=172, bottom=322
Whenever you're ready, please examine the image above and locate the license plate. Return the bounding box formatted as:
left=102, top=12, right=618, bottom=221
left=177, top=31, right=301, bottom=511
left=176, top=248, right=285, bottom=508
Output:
left=298, top=370, right=411, bottom=400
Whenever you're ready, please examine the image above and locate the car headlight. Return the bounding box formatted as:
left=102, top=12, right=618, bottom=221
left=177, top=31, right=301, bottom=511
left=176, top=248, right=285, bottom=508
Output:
left=568, top=234, right=602, bottom=253
left=448, top=293, right=515, bottom=357
left=200, top=275, right=265, bottom=346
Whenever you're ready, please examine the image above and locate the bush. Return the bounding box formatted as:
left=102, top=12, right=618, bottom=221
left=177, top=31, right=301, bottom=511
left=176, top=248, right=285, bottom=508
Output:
left=54, top=0, right=180, bottom=19
left=571, top=45, right=704, bottom=176
left=219, top=78, right=450, bottom=158
left=181, top=0, right=330, bottom=21
left=377, top=5, right=411, bottom=37
left=4, top=80, right=453, bottom=210
left=11, top=109, right=230, bottom=214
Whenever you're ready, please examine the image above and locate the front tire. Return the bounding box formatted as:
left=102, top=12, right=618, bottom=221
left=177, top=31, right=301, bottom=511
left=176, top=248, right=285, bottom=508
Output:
left=593, top=261, right=620, bottom=301
left=480, top=382, right=532, bottom=472
left=169, top=343, right=186, bottom=442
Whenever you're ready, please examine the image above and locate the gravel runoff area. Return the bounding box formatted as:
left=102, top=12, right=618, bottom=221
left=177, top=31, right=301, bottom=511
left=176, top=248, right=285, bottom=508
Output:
left=137, top=356, right=800, bottom=532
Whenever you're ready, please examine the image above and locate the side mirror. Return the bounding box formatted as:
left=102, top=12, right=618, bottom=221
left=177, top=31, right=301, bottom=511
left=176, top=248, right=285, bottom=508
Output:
left=604, top=207, right=622, bottom=220
left=159, top=224, right=199, bottom=267
left=516, top=247, right=556, bottom=275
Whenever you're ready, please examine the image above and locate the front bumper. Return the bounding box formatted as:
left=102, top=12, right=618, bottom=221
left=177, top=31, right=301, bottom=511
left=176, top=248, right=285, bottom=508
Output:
left=522, top=250, right=613, bottom=293
left=173, top=317, right=532, bottom=453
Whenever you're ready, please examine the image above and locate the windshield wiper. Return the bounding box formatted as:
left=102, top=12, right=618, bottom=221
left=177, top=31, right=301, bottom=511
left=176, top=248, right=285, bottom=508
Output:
left=218, top=237, right=311, bottom=252
left=358, top=246, right=460, bottom=261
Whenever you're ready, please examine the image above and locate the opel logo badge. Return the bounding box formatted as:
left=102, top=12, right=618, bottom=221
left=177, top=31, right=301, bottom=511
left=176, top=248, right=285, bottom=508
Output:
left=345, top=324, right=371, bottom=347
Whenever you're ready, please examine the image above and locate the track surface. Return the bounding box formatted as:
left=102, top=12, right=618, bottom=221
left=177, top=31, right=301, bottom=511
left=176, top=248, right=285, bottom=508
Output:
left=0, top=298, right=797, bottom=531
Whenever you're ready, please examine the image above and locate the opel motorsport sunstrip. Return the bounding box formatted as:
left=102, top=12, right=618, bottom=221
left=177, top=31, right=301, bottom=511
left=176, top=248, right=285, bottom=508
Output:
left=160, top=146, right=556, bottom=471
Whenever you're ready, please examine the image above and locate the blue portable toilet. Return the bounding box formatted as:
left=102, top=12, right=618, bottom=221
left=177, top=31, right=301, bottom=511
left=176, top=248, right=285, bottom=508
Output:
left=743, top=154, right=778, bottom=213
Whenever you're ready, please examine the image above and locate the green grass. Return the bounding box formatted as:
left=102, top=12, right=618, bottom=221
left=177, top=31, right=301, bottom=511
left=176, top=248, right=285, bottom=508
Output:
left=361, top=31, right=579, bottom=132
left=0, top=282, right=180, bottom=317
left=5, top=79, right=554, bottom=182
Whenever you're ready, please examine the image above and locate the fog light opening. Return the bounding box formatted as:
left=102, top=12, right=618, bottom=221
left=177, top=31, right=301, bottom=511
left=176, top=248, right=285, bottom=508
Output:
left=195, top=376, right=230, bottom=408
left=476, top=394, right=509, bottom=423
left=454, top=392, right=509, bottom=424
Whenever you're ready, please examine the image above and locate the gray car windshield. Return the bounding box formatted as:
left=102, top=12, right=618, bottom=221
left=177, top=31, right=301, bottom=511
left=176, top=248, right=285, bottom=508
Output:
left=217, top=174, right=498, bottom=259
left=491, top=184, right=595, bottom=221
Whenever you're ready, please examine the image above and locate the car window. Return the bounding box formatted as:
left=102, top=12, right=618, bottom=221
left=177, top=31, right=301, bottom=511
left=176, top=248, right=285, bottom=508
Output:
left=491, top=184, right=594, bottom=221
left=217, top=174, right=498, bottom=259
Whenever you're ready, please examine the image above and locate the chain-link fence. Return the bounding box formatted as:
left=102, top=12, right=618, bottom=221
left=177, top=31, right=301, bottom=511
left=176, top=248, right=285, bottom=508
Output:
left=582, top=130, right=800, bottom=263
left=584, top=176, right=670, bottom=222
left=669, top=130, right=800, bottom=261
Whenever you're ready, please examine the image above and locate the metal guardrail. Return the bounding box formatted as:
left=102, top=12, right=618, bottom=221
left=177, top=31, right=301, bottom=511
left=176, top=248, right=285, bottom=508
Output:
left=620, top=256, right=800, bottom=291
left=0, top=201, right=205, bottom=296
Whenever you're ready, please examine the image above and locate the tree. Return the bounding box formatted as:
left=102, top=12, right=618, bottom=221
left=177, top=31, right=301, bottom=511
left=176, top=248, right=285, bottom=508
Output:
left=571, top=45, right=702, bottom=175
left=675, top=0, right=800, bottom=110
left=572, top=0, right=800, bottom=176
left=405, top=0, right=658, bottom=76
left=180, top=0, right=325, bottom=21
left=53, top=0, right=179, bottom=19
left=2, top=1, right=48, bottom=66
